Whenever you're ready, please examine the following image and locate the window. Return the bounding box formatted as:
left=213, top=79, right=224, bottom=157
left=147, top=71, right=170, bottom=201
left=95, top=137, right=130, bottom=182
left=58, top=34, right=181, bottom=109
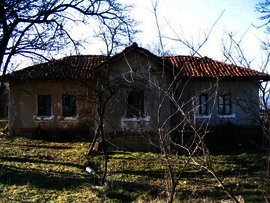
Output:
left=62, top=95, right=77, bottom=117
left=198, top=94, right=208, bottom=115
left=127, top=91, right=144, bottom=118
left=37, top=95, right=52, bottom=116
left=218, top=94, right=232, bottom=115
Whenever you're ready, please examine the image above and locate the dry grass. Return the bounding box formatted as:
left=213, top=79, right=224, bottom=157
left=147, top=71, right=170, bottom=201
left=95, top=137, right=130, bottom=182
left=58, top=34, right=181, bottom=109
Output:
left=0, top=133, right=266, bottom=202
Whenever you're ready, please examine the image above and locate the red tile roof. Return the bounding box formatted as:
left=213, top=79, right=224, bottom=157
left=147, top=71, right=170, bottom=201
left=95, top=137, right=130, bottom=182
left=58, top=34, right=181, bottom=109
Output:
left=163, top=55, right=270, bottom=79
left=6, top=43, right=270, bottom=81
left=8, top=55, right=107, bottom=80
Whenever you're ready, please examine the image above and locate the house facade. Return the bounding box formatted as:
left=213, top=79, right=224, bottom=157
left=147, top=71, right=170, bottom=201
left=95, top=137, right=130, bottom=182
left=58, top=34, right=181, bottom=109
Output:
left=6, top=43, right=270, bottom=150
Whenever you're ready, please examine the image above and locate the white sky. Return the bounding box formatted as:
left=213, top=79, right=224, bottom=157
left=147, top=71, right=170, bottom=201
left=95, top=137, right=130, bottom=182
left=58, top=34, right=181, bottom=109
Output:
left=13, top=0, right=269, bottom=72
left=114, top=0, right=268, bottom=71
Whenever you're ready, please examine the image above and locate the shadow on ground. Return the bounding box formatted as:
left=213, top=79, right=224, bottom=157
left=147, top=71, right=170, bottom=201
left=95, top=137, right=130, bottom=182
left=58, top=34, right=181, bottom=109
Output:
left=0, top=163, right=94, bottom=189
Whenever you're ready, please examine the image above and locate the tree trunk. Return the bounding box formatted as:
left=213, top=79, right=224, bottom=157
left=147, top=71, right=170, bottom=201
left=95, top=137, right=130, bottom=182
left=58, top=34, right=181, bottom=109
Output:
left=100, top=120, right=108, bottom=185
left=87, top=127, right=100, bottom=156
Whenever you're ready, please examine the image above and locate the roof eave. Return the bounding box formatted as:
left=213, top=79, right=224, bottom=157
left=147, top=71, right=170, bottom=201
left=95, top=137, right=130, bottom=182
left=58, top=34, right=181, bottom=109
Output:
left=177, top=75, right=270, bottom=81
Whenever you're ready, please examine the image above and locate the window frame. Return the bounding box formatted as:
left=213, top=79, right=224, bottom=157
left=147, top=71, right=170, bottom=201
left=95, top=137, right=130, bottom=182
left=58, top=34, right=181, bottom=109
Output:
left=37, top=95, right=52, bottom=116
left=198, top=94, right=209, bottom=116
left=126, top=90, right=144, bottom=118
left=218, top=94, right=232, bottom=115
left=62, top=94, right=77, bottom=117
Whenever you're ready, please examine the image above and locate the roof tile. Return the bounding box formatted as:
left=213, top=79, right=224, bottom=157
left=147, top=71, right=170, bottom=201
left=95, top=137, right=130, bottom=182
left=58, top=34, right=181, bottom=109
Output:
left=8, top=55, right=107, bottom=80
left=163, top=55, right=269, bottom=79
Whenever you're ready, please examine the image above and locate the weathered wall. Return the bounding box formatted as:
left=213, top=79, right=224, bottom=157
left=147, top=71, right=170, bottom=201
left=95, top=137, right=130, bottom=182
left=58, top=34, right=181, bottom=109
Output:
left=102, top=50, right=171, bottom=136
left=173, top=78, right=260, bottom=127
left=8, top=50, right=172, bottom=142
left=8, top=49, right=261, bottom=151
left=9, top=80, right=97, bottom=135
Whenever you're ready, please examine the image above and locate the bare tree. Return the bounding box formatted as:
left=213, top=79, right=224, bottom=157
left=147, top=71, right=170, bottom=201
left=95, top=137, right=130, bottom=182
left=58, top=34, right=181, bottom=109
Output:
left=222, top=27, right=270, bottom=201
left=0, top=0, right=136, bottom=185
left=87, top=75, right=119, bottom=185
left=86, top=20, right=136, bottom=185
left=256, top=0, right=270, bottom=52
left=0, top=0, right=136, bottom=94
left=255, top=3, right=270, bottom=201
left=148, top=1, right=242, bottom=202
left=257, top=1, right=270, bottom=32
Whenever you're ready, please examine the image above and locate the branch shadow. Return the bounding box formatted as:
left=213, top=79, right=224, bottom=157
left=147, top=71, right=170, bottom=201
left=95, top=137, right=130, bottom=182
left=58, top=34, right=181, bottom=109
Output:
left=0, top=156, right=83, bottom=169
left=106, top=180, right=161, bottom=202
left=178, top=187, right=228, bottom=201
left=17, top=143, right=72, bottom=150
left=112, top=169, right=165, bottom=179
left=0, top=163, right=96, bottom=190
left=0, top=142, right=72, bottom=150
left=0, top=162, right=161, bottom=202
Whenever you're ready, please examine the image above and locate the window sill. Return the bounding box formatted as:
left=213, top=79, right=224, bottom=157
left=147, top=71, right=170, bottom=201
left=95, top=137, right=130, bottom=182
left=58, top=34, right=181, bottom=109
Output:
left=195, top=115, right=210, bottom=119
left=57, top=116, right=78, bottom=121
left=33, top=116, right=55, bottom=121
left=123, top=116, right=150, bottom=122
left=218, top=114, right=236, bottom=119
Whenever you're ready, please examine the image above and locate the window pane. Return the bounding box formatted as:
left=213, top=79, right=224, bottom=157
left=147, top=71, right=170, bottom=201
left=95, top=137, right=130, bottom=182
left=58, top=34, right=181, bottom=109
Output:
left=127, top=91, right=144, bottom=118
left=198, top=94, right=208, bottom=115
left=218, top=94, right=232, bottom=115
left=225, top=105, right=231, bottom=114
left=63, top=95, right=76, bottom=117
left=38, top=95, right=51, bottom=116
left=224, top=96, right=230, bottom=105
left=218, top=96, right=224, bottom=105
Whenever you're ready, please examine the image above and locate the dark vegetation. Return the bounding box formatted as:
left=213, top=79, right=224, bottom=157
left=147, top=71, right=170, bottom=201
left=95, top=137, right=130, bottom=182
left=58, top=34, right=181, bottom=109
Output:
left=0, top=119, right=7, bottom=128
left=0, top=128, right=267, bottom=202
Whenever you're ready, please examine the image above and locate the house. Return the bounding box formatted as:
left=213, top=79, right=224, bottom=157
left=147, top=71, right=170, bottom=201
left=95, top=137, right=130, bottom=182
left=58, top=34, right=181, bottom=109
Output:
left=5, top=43, right=270, bottom=150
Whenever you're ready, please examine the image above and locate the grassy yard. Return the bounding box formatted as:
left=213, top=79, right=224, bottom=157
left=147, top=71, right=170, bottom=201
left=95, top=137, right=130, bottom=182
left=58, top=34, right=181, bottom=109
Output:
left=0, top=132, right=267, bottom=202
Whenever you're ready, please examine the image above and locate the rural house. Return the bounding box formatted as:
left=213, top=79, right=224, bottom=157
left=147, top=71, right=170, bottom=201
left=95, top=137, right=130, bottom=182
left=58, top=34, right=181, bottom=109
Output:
left=6, top=43, right=270, bottom=150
